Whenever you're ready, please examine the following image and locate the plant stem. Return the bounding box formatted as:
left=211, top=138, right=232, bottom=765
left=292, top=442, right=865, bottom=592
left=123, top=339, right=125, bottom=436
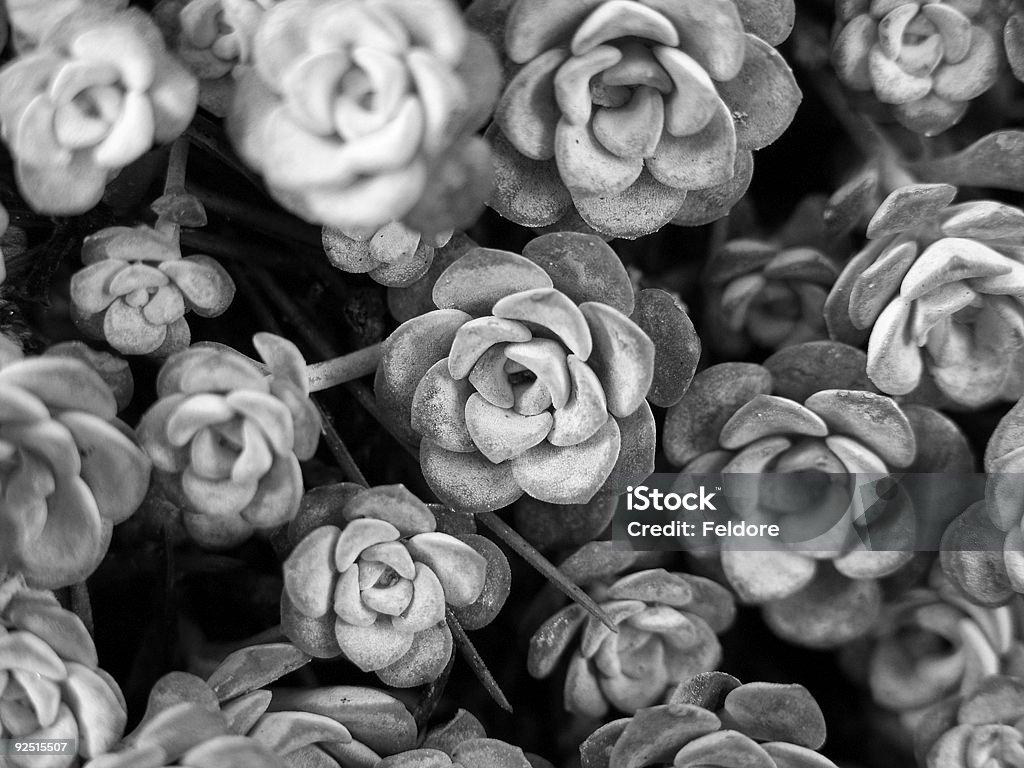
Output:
left=306, top=344, right=382, bottom=392
left=477, top=512, right=618, bottom=632
left=192, top=185, right=323, bottom=250
left=232, top=263, right=372, bottom=487
left=185, top=112, right=266, bottom=191
left=446, top=608, right=512, bottom=713
left=158, top=137, right=190, bottom=241
left=315, top=400, right=369, bottom=487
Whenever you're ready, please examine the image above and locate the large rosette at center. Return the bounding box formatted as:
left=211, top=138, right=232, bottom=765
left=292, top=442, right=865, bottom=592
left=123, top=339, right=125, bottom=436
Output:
left=376, top=232, right=698, bottom=512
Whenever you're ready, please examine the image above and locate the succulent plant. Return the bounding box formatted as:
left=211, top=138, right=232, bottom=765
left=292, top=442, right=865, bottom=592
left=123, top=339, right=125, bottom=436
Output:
left=136, top=334, right=320, bottom=549
left=0, top=575, right=128, bottom=768
left=155, top=0, right=277, bottom=117
left=663, top=341, right=973, bottom=646
left=227, top=0, right=501, bottom=236
left=44, top=342, right=135, bottom=413
left=322, top=221, right=453, bottom=288
left=0, top=339, right=151, bottom=589
left=471, top=0, right=801, bottom=238
left=825, top=184, right=1024, bottom=410
left=704, top=196, right=842, bottom=358
left=81, top=676, right=284, bottom=768
left=0, top=6, right=198, bottom=214
left=529, top=543, right=736, bottom=717
left=70, top=225, right=235, bottom=357
left=376, top=231, right=699, bottom=513
left=942, top=396, right=1024, bottom=607
left=281, top=483, right=508, bottom=686
left=915, top=675, right=1024, bottom=768
left=580, top=671, right=838, bottom=768
left=832, top=0, right=1004, bottom=136
left=851, top=565, right=1024, bottom=732
left=126, top=643, right=417, bottom=768
left=381, top=709, right=551, bottom=768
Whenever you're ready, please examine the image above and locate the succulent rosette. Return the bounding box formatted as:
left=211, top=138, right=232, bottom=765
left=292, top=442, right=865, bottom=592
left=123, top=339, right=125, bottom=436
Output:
left=156, top=0, right=277, bottom=117
left=127, top=644, right=416, bottom=768
left=826, top=184, right=1024, bottom=410
left=136, top=333, right=320, bottom=549
left=529, top=543, right=736, bottom=717
left=227, top=0, right=501, bottom=236
left=81, top=680, right=283, bottom=768
left=376, top=231, right=699, bottom=513
left=663, top=341, right=973, bottom=646
left=852, top=566, right=1024, bottom=731
left=942, top=396, right=1024, bottom=607
left=915, top=675, right=1024, bottom=768
left=0, top=338, right=151, bottom=589
left=323, top=221, right=453, bottom=288
left=70, top=225, right=235, bottom=357
left=833, top=0, right=1003, bottom=135
left=281, top=483, right=507, bottom=686
left=471, top=0, right=801, bottom=238
left=0, top=7, right=198, bottom=214
left=382, top=710, right=550, bottom=768
left=580, top=671, right=838, bottom=768
left=0, top=576, right=128, bottom=768
left=704, top=197, right=841, bottom=358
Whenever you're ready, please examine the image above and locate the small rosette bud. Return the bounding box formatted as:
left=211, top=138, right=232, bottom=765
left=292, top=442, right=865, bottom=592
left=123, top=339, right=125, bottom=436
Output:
left=158, top=0, right=277, bottom=116
left=227, top=0, right=501, bottom=236
left=916, top=676, right=1024, bottom=768
left=0, top=7, right=198, bottom=214
left=856, top=566, right=1024, bottom=730
left=0, top=347, right=151, bottom=589
left=663, top=343, right=972, bottom=646
left=136, top=334, right=320, bottom=549
left=0, top=576, right=128, bottom=768
left=70, top=226, right=235, bottom=357
left=529, top=564, right=736, bottom=717
left=281, top=484, right=492, bottom=686
left=323, top=221, right=453, bottom=288
left=826, top=184, right=1024, bottom=409
left=705, top=239, right=838, bottom=357
left=580, top=672, right=837, bottom=768
left=833, top=0, right=1002, bottom=135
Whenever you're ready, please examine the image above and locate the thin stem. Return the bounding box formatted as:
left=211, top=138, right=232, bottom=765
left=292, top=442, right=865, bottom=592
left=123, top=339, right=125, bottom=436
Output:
left=446, top=608, right=512, bottom=713
left=233, top=263, right=372, bottom=487
left=477, top=512, right=618, bottom=632
left=180, top=229, right=301, bottom=272
left=185, top=112, right=266, bottom=191
left=306, top=344, right=382, bottom=392
left=315, top=400, right=369, bottom=487
left=70, top=582, right=94, bottom=638
left=158, top=137, right=190, bottom=241
left=193, top=185, right=323, bottom=250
